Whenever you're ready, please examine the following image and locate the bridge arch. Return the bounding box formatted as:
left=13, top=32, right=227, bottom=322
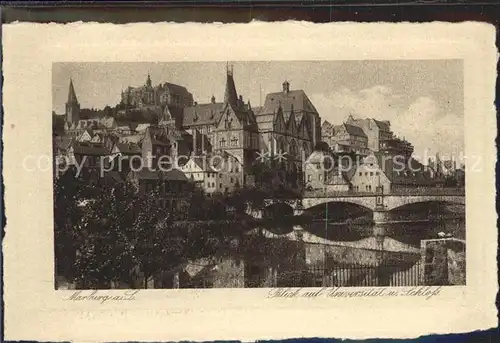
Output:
left=384, top=195, right=465, bottom=211
left=261, top=202, right=296, bottom=234
left=303, top=201, right=373, bottom=223
left=302, top=196, right=377, bottom=211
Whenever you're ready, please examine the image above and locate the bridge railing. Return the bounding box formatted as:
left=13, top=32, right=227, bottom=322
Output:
left=303, top=187, right=465, bottom=198
left=303, top=190, right=375, bottom=198
left=388, top=187, right=465, bottom=196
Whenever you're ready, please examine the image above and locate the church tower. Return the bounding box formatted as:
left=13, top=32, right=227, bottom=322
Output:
left=65, top=79, right=80, bottom=124
left=223, top=64, right=238, bottom=109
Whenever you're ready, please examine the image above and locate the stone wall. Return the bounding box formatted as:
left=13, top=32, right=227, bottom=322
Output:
left=447, top=246, right=466, bottom=285
left=420, top=238, right=466, bottom=286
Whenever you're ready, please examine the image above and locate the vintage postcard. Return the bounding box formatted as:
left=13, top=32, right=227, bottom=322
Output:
left=2, top=22, right=498, bottom=341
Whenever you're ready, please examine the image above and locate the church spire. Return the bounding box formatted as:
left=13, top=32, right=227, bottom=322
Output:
left=223, top=63, right=238, bottom=108
left=67, top=78, right=79, bottom=104
left=66, top=78, right=80, bottom=124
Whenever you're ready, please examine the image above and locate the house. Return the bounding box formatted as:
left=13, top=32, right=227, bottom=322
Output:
left=76, top=129, right=93, bottom=142
left=330, top=123, right=369, bottom=156
left=67, top=140, right=110, bottom=171
left=210, top=151, right=245, bottom=193
left=179, top=155, right=219, bottom=194
left=108, top=142, right=142, bottom=172
left=346, top=116, right=393, bottom=152
left=324, top=167, right=352, bottom=192
left=127, top=169, right=191, bottom=211
left=349, top=152, right=391, bottom=194
left=304, top=149, right=334, bottom=190
left=350, top=152, right=440, bottom=194
left=141, top=126, right=173, bottom=169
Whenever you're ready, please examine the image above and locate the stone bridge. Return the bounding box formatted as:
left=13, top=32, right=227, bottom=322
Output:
left=263, top=188, right=465, bottom=224
left=300, top=194, right=465, bottom=212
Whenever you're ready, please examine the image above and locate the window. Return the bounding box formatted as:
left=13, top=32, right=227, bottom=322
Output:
left=235, top=165, right=239, bottom=173
left=219, top=183, right=222, bottom=189
left=365, top=172, right=368, bottom=176
left=376, top=172, right=379, bottom=176
left=230, top=177, right=234, bottom=183
left=319, top=175, right=322, bottom=181
left=308, top=175, right=312, bottom=182
left=359, top=172, right=362, bottom=176
left=370, top=172, right=373, bottom=176
left=173, top=94, right=181, bottom=106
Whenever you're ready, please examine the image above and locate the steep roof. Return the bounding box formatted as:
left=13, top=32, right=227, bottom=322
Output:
left=260, top=89, right=318, bottom=116
left=115, top=142, right=141, bottom=155
left=343, top=123, right=367, bottom=138
left=371, top=153, right=435, bottom=185
left=322, top=120, right=333, bottom=130
left=67, top=79, right=79, bottom=104
left=119, top=134, right=143, bottom=145
left=223, top=70, right=239, bottom=108
left=373, top=119, right=391, bottom=132
left=163, top=82, right=190, bottom=95
left=182, top=102, right=223, bottom=127
left=146, top=126, right=171, bottom=146
left=165, top=168, right=190, bottom=181
left=70, top=141, right=108, bottom=156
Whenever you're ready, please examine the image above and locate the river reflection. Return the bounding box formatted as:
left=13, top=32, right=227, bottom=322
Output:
left=302, top=217, right=465, bottom=248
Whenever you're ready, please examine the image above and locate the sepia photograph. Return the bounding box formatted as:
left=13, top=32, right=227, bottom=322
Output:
left=3, top=21, right=497, bottom=341
left=52, top=60, right=466, bottom=290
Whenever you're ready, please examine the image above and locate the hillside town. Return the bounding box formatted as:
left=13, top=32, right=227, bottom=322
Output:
left=53, top=66, right=464, bottom=196
left=53, top=65, right=466, bottom=289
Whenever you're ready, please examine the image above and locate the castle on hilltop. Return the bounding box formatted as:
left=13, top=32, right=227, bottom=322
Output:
left=120, top=74, right=194, bottom=110
left=56, top=65, right=323, bottom=192
left=55, top=65, right=445, bottom=195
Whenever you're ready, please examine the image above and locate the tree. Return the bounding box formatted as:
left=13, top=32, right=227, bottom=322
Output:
left=54, top=163, right=306, bottom=289
left=54, top=168, right=86, bottom=284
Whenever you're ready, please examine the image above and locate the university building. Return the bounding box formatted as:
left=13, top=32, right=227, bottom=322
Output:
left=55, top=65, right=322, bottom=194
left=55, top=65, right=435, bottom=197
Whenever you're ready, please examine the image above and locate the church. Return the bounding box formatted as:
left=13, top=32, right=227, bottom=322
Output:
left=56, top=65, right=322, bottom=192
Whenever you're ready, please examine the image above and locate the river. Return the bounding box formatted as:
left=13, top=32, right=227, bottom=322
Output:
left=302, top=216, right=465, bottom=249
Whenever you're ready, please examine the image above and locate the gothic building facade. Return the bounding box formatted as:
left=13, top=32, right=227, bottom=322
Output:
left=58, top=66, right=322, bottom=192
left=253, top=80, right=321, bottom=187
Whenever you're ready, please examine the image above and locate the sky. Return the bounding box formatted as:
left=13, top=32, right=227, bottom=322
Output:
left=53, top=60, right=464, bottom=159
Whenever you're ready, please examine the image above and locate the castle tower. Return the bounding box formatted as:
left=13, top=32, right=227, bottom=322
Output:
left=65, top=79, right=80, bottom=124
left=146, top=73, right=152, bottom=88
